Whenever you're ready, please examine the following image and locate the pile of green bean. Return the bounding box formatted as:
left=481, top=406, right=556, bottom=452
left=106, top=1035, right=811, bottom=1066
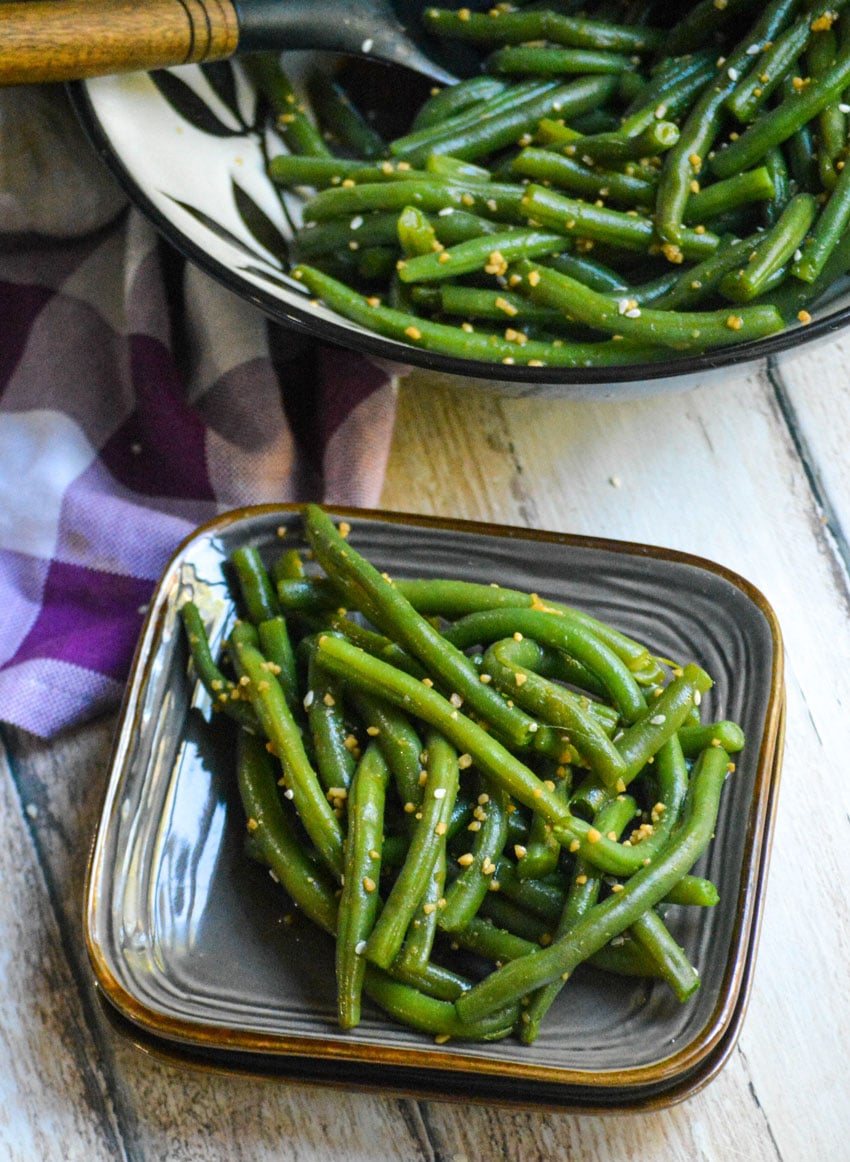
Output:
left=180, top=507, right=744, bottom=1044
left=251, top=0, right=850, bottom=368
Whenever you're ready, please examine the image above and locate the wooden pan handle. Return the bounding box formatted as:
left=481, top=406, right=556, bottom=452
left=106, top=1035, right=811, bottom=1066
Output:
left=0, top=0, right=241, bottom=85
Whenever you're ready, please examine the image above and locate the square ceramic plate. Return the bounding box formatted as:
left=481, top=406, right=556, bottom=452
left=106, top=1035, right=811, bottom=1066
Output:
left=85, top=507, right=784, bottom=1111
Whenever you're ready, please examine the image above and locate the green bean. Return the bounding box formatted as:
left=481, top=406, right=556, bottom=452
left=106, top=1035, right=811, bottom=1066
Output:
left=397, top=76, right=620, bottom=167
left=561, top=120, right=680, bottom=165
left=620, top=52, right=717, bottom=134
left=450, top=915, right=537, bottom=963
left=511, top=147, right=656, bottom=208
left=268, top=157, right=478, bottom=189
left=236, top=730, right=339, bottom=935
left=389, top=79, right=555, bottom=160
left=663, top=0, right=762, bottom=58
left=725, top=15, right=812, bottom=124
left=257, top=617, right=298, bottom=706
left=347, top=690, right=425, bottom=809
left=271, top=547, right=305, bottom=584
left=511, top=258, right=785, bottom=348
left=683, top=167, right=776, bottom=227
left=447, top=606, right=647, bottom=721
left=303, top=640, right=356, bottom=792
left=305, top=504, right=547, bottom=751
left=520, top=185, right=720, bottom=260
left=711, top=43, right=850, bottom=179
left=230, top=624, right=345, bottom=878
left=425, top=154, right=493, bottom=183
left=397, top=205, right=442, bottom=259
left=361, top=965, right=518, bottom=1041
left=666, top=875, right=719, bottom=907
left=379, top=577, right=662, bottom=682
left=244, top=54, right=331, bottom=158
left=519, top=792, right=637, bottom=1041
left=677, top=720, right=746, bottom=756
left=762, top=147, right=791, bottom=228
left=543, top=252, right=631, bottom=296
left=422, top=8, right=664, bottom=54
left=365, top=731, right=459, bottom=968
left=477, top=892, right=556, bottom=945
left=514, top=777, right=569, bottom=880
left=808, top=24, right=847, bottom=186
left=633, top=233, right=760, bottom=310
left=482, top=640, right=625, bottom=779
left=411, top=75, right=508, bottom=131
left=455, top=744, right=731, bottom=1022
left=295, top=213, right=404, bottom=260
left=323, top=613, right=425, bottom=679
left=486, top=45, right=638, bottom=77
left=493, top=856, right=566, bottom=923
left=313, top=632, right=571, bottom=823
left=629, top=907, right=700, bottom=1002
left=301, top=180, right=526, bottom=226
left=792, top=161, right=850, bottom=283
left=653, top=0, right=800, bottom=245
left=230, top=545, right=279, bottom=623
left=720, top=193, right=817, bottom=301
left=398, top=230, right=566, bottom=284
left=306, top=71, right=386, bottom=160
left=336, top=744, right=390, bottom=1028
left=179, top=601, right=258, bottom=730
left=432, top=284, right=568, bottom=325
left=396, top=843, right=447, bottom=974
left=294, top=264, right=660, bottom=370
left=439, top=779, right=510, bottom=932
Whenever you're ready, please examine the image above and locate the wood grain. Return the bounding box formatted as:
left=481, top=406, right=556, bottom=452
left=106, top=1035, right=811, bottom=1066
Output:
left=0, top=0, right=239, bottom=85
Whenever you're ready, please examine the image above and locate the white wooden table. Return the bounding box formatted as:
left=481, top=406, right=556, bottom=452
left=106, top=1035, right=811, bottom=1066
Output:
left=3, top=345, right=849, bottom=1160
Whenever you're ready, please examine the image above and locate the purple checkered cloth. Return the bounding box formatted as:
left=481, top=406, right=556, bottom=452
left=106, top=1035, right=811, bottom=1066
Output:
left=0, top=86, right=398, bottom=738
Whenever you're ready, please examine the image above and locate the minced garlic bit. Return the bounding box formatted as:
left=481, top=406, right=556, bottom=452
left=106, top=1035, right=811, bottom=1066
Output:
left=726, top=314, right=744, bottom=331
left=458, top=753, right=473, bottom=769
left=586, top=827, right=602, bottom=844
left=798, top=309, right=813, bottom=324
left=404, top=325, right=422, bottom=340
left=485, top=249, right=508, bottom=276
left=362, top=876, right=376, bottom=893
left=457, top=852, right=475, bottom=867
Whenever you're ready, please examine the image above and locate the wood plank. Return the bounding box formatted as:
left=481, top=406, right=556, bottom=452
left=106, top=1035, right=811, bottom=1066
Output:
left=767, top=342, right=850, bottom=562
left=381, top=365, right=850, bottom=1158
left=4, top=716, right=441, bottom=1161
left=0, top=733, right=121, bottom=1161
